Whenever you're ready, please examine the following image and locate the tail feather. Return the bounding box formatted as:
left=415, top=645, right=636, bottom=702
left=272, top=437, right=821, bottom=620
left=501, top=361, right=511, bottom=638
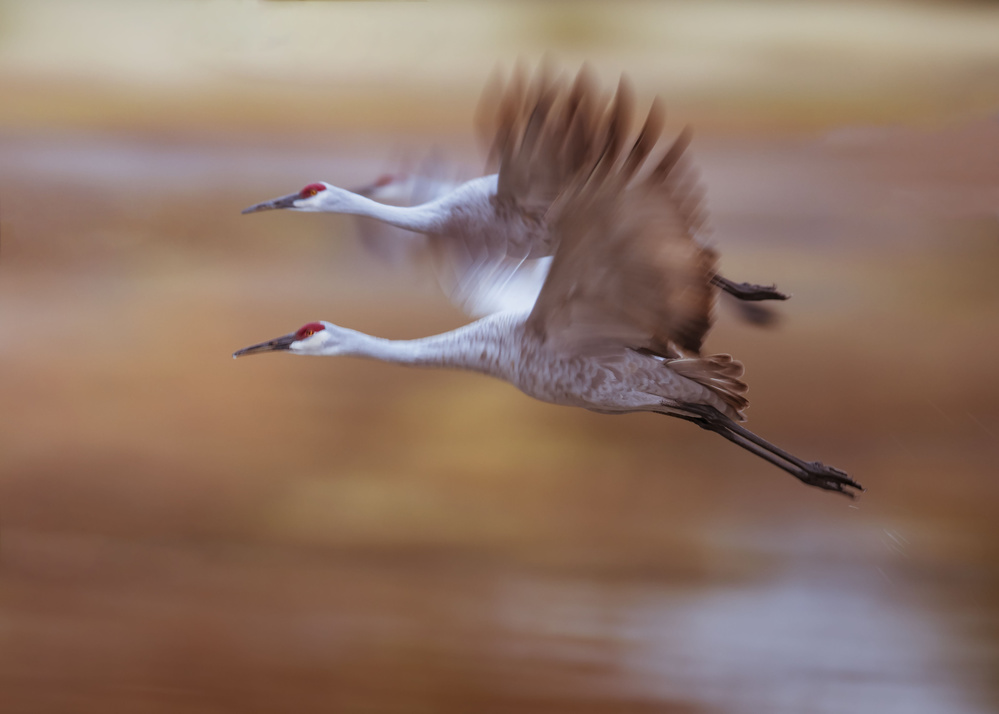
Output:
left=668, top=353, right=749, bottom=421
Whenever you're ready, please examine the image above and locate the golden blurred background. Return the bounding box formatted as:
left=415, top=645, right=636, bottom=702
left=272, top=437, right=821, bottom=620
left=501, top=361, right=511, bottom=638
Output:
left=1, top=1, right=998, bottom=712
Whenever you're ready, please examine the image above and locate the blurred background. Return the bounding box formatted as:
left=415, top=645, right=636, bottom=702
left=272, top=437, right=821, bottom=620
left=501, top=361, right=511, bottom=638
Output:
left=1, top=1, right=998, bottom=712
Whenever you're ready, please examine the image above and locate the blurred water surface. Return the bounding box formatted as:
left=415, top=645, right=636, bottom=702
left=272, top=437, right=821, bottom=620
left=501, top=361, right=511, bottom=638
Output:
left=1, top=1, right=998, bottom=713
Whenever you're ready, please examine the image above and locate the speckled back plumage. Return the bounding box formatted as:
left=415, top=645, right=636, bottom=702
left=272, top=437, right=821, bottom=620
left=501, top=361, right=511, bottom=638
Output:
left=406, top=312, right=745, bottom=421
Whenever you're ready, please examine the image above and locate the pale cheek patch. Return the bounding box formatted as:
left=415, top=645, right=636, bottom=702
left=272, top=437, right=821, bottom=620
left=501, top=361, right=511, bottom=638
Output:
left=292, top=332, right=327, bottom=354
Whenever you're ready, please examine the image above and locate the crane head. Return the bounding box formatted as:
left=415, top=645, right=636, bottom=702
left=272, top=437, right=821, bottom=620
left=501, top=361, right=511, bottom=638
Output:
left=241, top=183, right=332, bottom=214
left=233, top=321, right=330, bottom=358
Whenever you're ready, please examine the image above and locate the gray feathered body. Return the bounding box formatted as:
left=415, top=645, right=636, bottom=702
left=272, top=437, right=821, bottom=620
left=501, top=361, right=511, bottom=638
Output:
left=399, top=312, right=739, bottom=419
left=432, top=176, right=553, bottom=260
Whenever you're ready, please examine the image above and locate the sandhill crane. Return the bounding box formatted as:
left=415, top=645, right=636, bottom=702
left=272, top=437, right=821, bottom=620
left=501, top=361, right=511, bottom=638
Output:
left=242, top=65, right=788, bottom=317
left=349, top=166, right=781, bottom=326
left=234, top=84, right=859, bottom=496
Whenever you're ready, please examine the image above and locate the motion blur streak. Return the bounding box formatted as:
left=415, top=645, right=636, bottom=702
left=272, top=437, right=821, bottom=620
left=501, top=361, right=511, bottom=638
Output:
left=0, top=1, right=997, bottom=713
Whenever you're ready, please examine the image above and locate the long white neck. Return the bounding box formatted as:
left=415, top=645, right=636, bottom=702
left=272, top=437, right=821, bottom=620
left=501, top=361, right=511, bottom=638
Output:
left=323, top=189, right=448, bottom=233
left=323, top=316, right=521, bottom=377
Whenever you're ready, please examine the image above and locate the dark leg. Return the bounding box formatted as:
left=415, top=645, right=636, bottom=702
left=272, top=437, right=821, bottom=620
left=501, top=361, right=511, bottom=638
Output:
left=668, top=404, right=862, bottom=497
left=712, top=275, right=790, bottom=302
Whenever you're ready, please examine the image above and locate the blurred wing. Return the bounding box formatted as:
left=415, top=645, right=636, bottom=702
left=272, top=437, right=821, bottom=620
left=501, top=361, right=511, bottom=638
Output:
left=527, top=111, right=718, bottom=357
left=430, top=249, right=551, bottom=317
left=476, top=62, right=618, bottom=221
left=351, top=157, right=550, bottom=317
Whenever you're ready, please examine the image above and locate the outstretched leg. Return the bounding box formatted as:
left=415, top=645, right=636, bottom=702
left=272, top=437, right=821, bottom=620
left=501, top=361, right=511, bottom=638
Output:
left=712, top=275, right=790, bottom=302
left=669, top=404, right=862, bottom=497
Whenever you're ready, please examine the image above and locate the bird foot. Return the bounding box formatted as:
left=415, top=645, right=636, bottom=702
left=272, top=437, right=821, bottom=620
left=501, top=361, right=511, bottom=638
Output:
left=722, top=281, right=790, bottom=302
left=796, top=462, right=863, bottom=498
left=711, top=275, right=791, bottom=301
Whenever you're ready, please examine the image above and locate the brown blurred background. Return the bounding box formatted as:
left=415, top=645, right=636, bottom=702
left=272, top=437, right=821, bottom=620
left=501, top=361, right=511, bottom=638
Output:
left=1, top=1, right=998, bottom=712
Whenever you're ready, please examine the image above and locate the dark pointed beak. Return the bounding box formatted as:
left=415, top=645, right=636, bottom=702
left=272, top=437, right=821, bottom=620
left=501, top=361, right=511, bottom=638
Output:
left=241, top=193, right=299, bottom=214
left=233, top=332, right=297, bottom=358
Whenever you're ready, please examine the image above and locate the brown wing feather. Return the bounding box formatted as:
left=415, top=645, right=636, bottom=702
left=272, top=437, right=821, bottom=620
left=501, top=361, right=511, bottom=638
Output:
left=526, top=125, right=719, bottom=357
left=477, top=63, right=620, bottom=219
left=481, top=63, right=722, bottom=356
left=648, top=127, right=709, bottom=240
left=669, top=354, right=749, bottom=419
left=482, top=64, right=746, bottom=411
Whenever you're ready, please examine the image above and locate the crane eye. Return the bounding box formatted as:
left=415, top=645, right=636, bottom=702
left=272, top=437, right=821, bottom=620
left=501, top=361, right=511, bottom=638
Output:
left=299, top=183, right=327, bottom=199
left=294, top=322, right=326, bottom=341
